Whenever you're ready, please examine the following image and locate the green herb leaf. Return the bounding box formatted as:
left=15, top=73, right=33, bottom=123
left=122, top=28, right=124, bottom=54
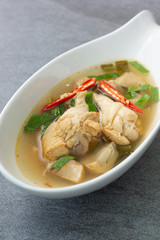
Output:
left=51, top=103, right=65, bottom=118
left=124, top=91, right=136, bottom=99
left=151, top=86, right=159, bottom=102
left=128, top=84, right=150, bottom=92
left=88, top=72, right=120, bottom=80
left=59, top=103, right=65, bottom=115
left=135, top=93, right=151, bottom=109
left=88, top=104, right=97, bottom=112
left=85, top=91, right=97, bottom=112
left=129, top=61, right=149, bottom=73
left=101, top=64, right=115, bottom=72
left=24, top=103, right=66, bottom=133
left=51, top=107, right=61, bottom=117
left=70, top=98, right=75, bottom=107
left=52, top=155, right=75, bottom=169
left=116, top=60, right=129, bottom=74
left=24, top=113, right=54, bottom=133
left=41, top=120, right=53, bottom=137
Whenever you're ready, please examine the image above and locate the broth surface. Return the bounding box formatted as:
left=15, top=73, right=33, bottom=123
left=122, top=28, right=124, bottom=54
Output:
left=16, top=62, right=157, bottom=188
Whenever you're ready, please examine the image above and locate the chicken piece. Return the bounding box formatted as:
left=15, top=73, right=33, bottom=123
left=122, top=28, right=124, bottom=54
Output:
left=93, top=93, right=140, bottom=145
left=109, top=72, right=145, bottom=88
left=42, top=120, right=70, bottom=161
left=42, top=91, right=102, bottom=161
left=55, top=160, right=85, bottom=183
left=81, top=142, right=118, bottom=174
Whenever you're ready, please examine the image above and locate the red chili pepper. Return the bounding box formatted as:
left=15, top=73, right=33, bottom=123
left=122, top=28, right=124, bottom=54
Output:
left=99, top=80, right=143, bottom=113
left=41, top=78, right=96, bottom=112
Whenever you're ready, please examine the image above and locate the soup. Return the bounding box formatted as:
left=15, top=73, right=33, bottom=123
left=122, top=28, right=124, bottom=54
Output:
left=15, top=60, right=158, bottom=188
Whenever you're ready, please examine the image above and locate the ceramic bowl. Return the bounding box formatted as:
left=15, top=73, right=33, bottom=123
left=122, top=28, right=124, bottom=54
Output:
left=0, top=10, right=160, bottom=198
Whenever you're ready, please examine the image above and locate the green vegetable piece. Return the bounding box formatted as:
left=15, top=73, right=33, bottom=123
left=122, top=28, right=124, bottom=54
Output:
left=51, top=103, right=65, bottom=118
left=25, top=103, right=66, bottom=133
left=124, top=91, right=136, bottom=99
left=85, top=91, right=97, bottom=112
left=116, top=60, right=129, bottom=74
left=128, top=84, right=150, bottom=92
left=129, top=61, right=149, bottom=73
left=88, top=104, right=97, bottom=112
left=135, top=93, right=151, bottom=109
left=59, top=103, right=65, bottom=115
left=151, top=86, right=159, bottom=102
left=52, top=155, right=75, bottom=170
left=88, top=72, right=120, bottom=80
left=101, top=64, right=115, bottom=72
left=51, top=107, right=61, bottom=117
left=41, top=120, right=53, bottom=137
left=117, top=145, right=134, bottom=156
left=24, top=113, right=54, bottom=133
left=70, top=98, right=75, bottom=107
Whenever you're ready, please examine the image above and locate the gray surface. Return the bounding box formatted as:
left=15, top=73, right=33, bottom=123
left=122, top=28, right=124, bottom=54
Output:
left=0, top=0, right=160, bottom=239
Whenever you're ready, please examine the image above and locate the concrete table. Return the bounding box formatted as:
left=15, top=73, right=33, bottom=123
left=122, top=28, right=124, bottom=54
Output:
left=0, top=1, right=160, bottom=239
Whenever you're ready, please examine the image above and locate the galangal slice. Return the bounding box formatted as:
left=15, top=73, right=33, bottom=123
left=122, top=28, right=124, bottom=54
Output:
left=55, top=160, right=85, bottom=183
left=81, top=142, right=118, bottom=174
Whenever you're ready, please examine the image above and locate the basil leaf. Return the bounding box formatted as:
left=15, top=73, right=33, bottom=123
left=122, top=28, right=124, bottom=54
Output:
left=128, top=84, right=150, bottom=92
left=51, top=108, right=61, bottom=117
left=88, top=72, right=120, bottom=80
left=85, top=91, right=97, bottom=112
left=151, top=86, right=159, bottom=102
left=70, top=98, right=75, bottom=107
left=129, top=61, right=149, bottom=73
left=25, top=103, right=66, bottom=133
left=24, top=113, right=54, bottom=133
left=51, top=103, right=65, bottom=118
left=135, top=93, right=151, bottom=109
left=124, top=91, right=136, bottom=99
left=52, top=155, right=75, bottom=169
left=59, top=103, right=65, bottom=115
left=88, top=103, right=97, bottom=112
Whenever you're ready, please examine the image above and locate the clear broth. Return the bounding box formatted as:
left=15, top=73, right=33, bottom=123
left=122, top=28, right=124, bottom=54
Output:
left=15, top=63, right=157, bottom=188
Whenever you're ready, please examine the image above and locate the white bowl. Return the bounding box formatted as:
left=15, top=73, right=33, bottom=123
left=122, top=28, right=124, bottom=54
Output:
left=0, top=10, right=160, bottom=199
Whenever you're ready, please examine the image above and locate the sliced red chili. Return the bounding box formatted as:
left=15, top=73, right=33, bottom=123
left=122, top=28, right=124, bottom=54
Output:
left=99, top=80, right=143, bottom=113
left=41, top=78, right=96, bottom=112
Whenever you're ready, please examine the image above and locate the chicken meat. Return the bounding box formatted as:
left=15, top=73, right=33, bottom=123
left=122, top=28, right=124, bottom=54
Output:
left=93, top=92, right=140, bottom=145
left=42, top=91, right=102, bottom=161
